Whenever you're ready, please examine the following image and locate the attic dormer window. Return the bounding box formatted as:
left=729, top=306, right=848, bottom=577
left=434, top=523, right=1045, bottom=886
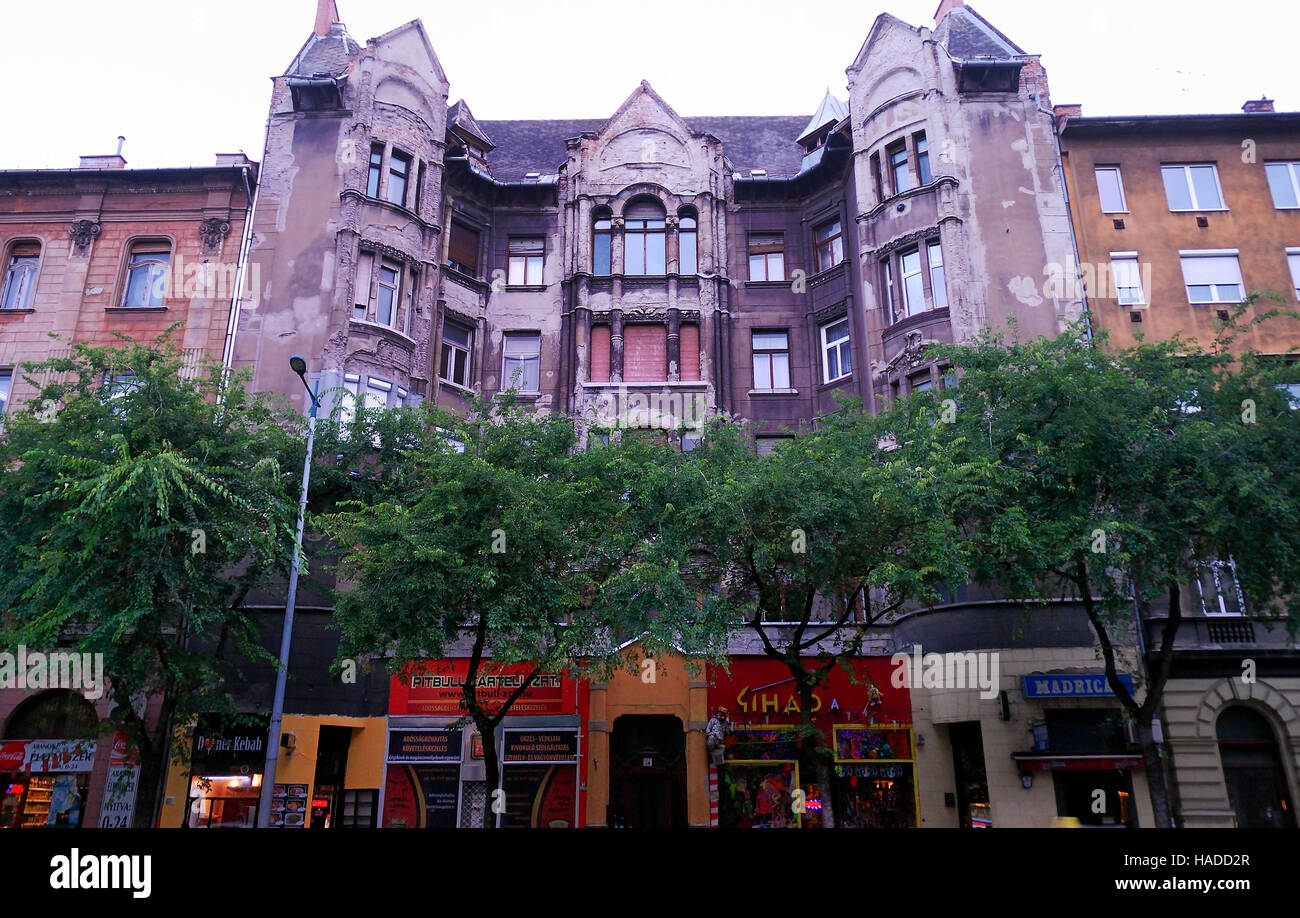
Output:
left=957, top=62, right=1022, bottom=93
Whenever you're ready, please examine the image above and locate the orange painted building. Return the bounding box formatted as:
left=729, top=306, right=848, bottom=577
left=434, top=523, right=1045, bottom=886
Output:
left=1057, top=100, right=1300, bottom=353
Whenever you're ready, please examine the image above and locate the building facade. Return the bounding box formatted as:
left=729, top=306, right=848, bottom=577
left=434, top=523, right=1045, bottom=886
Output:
left=1059, top=103, right=1300, bottom=828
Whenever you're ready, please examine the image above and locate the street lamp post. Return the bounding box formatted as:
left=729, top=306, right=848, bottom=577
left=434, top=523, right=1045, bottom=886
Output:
left=257, top=355, right=319, bottom=827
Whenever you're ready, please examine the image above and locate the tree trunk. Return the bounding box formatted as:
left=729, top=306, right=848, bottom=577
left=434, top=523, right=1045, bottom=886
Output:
left=1135, top=718, right=1174, bottom=828
left=477, top=714, right=499, bottom=829
left=796, top=676, right=835, bottom=828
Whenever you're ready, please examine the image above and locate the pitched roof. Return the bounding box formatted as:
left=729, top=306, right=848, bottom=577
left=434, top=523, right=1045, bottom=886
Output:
left=447, top=100, right=494, bottom=149
left=797, top=91, right=850, bottom=145
left=477, top=115, right=810, bottom=182
left=934, top=6, right=1025, bottom=61
left=285, top=23, right=360, bottom=77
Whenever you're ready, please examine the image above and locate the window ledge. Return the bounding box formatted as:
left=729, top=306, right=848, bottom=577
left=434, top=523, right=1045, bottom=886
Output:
left=105, top=306, right=168, bottom=314
left=500, top=390, right=541, bottom=400
left=748, top=388, right=799, bottom=397
left=439, top=380, right=475, bottom=396
left=0, top=308, right=36, bottom=315
left=817, top=375, right=852, bottom=391
left=744, top=279, right=793, bottom=289
left=504, top=284, right=547, bottom=292
left=1170, top=208, right=1230, bottom=214
left=348, top=318, right=417, bottom=349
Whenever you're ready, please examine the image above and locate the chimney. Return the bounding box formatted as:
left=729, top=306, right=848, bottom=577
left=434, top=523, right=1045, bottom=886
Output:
left=215, top=153, right=254, bottom=168
left=313, top=0, right=340, bottom=36
left=78, top=136, right=127, bottom=170
left=1053, top=103, right=1082, bottom=129
left=1242, top=97, right=1275, bottom=113
left=934, top=0, right=965, bottom=26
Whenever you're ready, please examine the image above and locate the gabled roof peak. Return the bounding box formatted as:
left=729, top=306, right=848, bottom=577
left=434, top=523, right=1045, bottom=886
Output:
left=797, top=89, right=849, bottom=144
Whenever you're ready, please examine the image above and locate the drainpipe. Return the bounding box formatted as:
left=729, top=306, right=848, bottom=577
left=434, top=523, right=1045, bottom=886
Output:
left=221, top=110, right=271, bottom=383
left=1034, top=93, right=1093, bottom=344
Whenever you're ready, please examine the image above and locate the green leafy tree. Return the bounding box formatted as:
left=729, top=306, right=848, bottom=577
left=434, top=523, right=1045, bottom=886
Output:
left=321, top=393, right=730, bottom=827
left=670, top=406, right=983, bottom=828
left=931, top=312, right=1300, bottom=827
left=0, top=334, right=299, bottom=827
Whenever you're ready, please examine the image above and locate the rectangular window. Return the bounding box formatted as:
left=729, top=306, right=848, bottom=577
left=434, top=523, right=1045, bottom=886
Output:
left=678, top=217, right=697, bottom=275
left=1094, top=166, right=1127, bottom=213
left=820, top=319, right=851, bottom=383
left=751, top=330, right=790, bottom=391
left=508, top=238, right=544, bottom=286
left=593, top=218, right=611, bottom=276
left=387, top=151, right=411, bottom=207
left=353, top=252, right=373, bottom=320
left=889, top=141, right=912, bottom=195
left=448, top=222, right=480, bottom=277
left=1162, top=164, right=1225, bottom=211
left=680, top=323, right=700, bottom=382
left=0, top=369, right=11, bottom=417
left=870, top=152, right=883, bottom=201
left=1, top=243, right=39, bottom=310
left=814, top=219, right=844, bottom=273
left=1110, top=253, right=1145, bottom=305
left=915, top=132, right=932, bottom=185
left=590, top=324, right=611, bottom=383
left=440, top=321, right=472, bottom=388
left=337, top=373, right=361, bottom=427
left=1288, top=248, right=1300, bottom=299
left=1195, top=558, right=1246, bottom=616
left=502, top=332, right=541, bottom=391
left=747, top=233, right=785, bottom=281
left=927, top=241, right=947, bottom=309
left=882, top=257, right=895, bottom=321
left=911, top=374, right=933, bottom=393
left=367, top=145, right=383, bottom=198
left=1179, top=251, right=1244, bottom=304
left=375, top=260, right=400, bottom=326
left=901, top=248, right=924, bottom=316
left=122, top=243, right=171, bottom=308
left=1266, top=162, right=1300, bottom=209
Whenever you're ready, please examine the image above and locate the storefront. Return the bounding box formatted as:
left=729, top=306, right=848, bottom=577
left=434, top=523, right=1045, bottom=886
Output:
left=707, top=657, right=917, bottom=828
left=181, top=714, right=269, bottom=828
left=0, top=739, right=98, bottom=828
left=383, top=660, right=581, bottom=828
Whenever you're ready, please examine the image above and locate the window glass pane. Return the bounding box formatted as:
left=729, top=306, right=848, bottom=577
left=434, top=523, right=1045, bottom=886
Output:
left=1095, top=168, right=1125, bottom=212
left=904, top=272, right=925, bottom=314
left=1266, top=163, right=1299, bottom=208
left=916, top=136, right=931, bottom=184
left=444, top=322, right=471, bottom=348
left=826, top=320, right=849, bottom=343
left=0, top=370, right=10, bottom=416
left=508, top=258, right=525, bottom=286
left=679, top=231, right=696, bottom=275
left=769, top=252, right=784, bottom=281
left=526, top=255, right=543, bottom=285
left=503, top=333, right=539, bottom=358
left=3, top=256, right=37, bottom=309
left=627, top=238, right=645, bottom=275
left=1190, top=166, right=1222, bottom=209
left=748, top=254, right=765, bottom=281
left=771, top=352, right=790, bottom=389
left=646, top=232, right=666, bottom=274
left=1187, top=284, right=1213, bottom=303
left=376, top=285, right=394, bottom=325
left=753, top=353, right=770, bottom=388
left=1162, top=167, right=1193, bottom=210
left=594, top=232, right=611, bottom=275
left=508, top=238, right=544, bottom=255
left=1288, top=253, right=1300, bottom=296
left=753, top=331, right=788, bottom=350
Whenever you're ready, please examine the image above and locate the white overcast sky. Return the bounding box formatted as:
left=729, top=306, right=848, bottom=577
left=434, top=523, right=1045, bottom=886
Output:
left=0, top=0, right=1292, bottom=169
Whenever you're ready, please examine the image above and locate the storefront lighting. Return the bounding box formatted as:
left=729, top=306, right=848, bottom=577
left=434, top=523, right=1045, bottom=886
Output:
left=1020, top=772, right=1033, bottom=789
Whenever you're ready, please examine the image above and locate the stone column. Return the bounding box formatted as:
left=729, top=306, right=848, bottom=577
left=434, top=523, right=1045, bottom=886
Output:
left=611, top=218, right=625, bottom=277
left=666, top=215, right=679, bottom=275
left=667, top=307, right=681, bottom=383
left=609, top=307, right=624, bottom=383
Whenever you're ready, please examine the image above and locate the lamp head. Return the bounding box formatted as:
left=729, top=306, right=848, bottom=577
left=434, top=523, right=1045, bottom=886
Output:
left=289, top=354, right=307, bottom=377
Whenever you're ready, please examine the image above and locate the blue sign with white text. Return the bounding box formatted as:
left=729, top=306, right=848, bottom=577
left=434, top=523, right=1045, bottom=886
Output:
left=1021, top=673, right=1134, bottom=698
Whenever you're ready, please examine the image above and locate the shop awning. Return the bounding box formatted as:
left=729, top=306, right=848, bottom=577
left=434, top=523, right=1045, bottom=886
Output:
left=1011, top=752, right=1145, bottom=772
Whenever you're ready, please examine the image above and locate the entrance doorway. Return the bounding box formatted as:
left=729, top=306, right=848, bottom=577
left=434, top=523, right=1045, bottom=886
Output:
left=607, top=715, right=687, bottom=828
left=1217, top=706, right=1295, bottom=828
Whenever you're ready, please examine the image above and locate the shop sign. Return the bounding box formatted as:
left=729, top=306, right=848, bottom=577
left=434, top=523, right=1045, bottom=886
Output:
left=97, top=733, right=140, bottom=829
left=0, top=741, right=27, bottom=772
left=191, top=715, right=269, bottom=771
left=707, top=658, right=910, bottom=727
left=382, top=764, right=459, bottom=829
left=502, top=730, right=577, bottom=763
left=387, top=729, right=462, bottom=763
left=389, top=660, right=575, bottom=716
left=25, top=740, right=97, bottom=773
left=1021, top=673, right=1134, bottom=698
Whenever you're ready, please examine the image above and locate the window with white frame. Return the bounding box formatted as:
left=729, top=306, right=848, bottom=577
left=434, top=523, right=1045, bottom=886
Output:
left=1287, top=247, right=1300, bottom=299
left=122, top=241, right=171, bottom=308
left=336, top=373, right=361, bottom=426
left=1194, top=558, right=1246, bottom=616
left=1094, top=166, right=1127, bottom=213
left=441, top=321, right=473, bottom=389
left=0, top=369, right=11, bottom=417
left=927, top=240, right=947, bottom=310
left=1161, top=164, right=1225, bottom=211
left=900, top=248, right=924, bottom=317
left=2, top=242, right=39, bottom=310
left=820, top=319, right=851, bottom=383
left=502, top=332, right=540, bottom=392
left=507, top=238, right=544, bottom=285
left=1179, top=251, right=1244, bottom=304
left=748, top=233, right=785, bottom=281
left=751, top=330, right=790, bottom=391
left=1110, top=252, right=1145, bottom=305
left=374, top=260, right=401, bottom=326
left=814, top=219, right=844, bottom=273
left=352, top=253, right=410, bottom=329
left=1265, top=161, right=1300, bottom=209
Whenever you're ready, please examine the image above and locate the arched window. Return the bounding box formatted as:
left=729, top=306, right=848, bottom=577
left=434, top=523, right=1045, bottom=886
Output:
left=4, top=690, right=98, bottom=739
left=122, top=239, right=172, bottom=308
left=593, top=207, right=612, bottom=276
left=2, top=240, right=40, bottom=310
left=1216, top=706, right=1295, bottom=828
left=678, top=211, right=697, bottom=275
left=624, top=199, right=666, bottom=275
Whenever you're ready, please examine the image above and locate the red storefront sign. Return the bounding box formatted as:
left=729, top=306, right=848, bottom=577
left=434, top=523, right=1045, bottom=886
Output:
left=389, top=660, right=576, bottom=716
left=707, top=657, right=910, bottom=727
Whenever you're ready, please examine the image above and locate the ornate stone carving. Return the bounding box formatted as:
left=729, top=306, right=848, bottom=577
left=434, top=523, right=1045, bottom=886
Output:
left=885, top=330, right=934, bottom=374
left=68, top=220, right=101, bottom=254
left=199, top=217, right=232, bottom=253
left=359, top=239, right=420, bottom=265
left=811, top=299, right=849, bottom=324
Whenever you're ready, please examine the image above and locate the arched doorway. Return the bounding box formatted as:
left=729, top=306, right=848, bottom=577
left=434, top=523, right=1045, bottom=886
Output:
left=1216, top=706, right=1295, bottom=828
left=2, top=689, right=99, bottom=829
left=607, top=715, right=687, bottom=828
